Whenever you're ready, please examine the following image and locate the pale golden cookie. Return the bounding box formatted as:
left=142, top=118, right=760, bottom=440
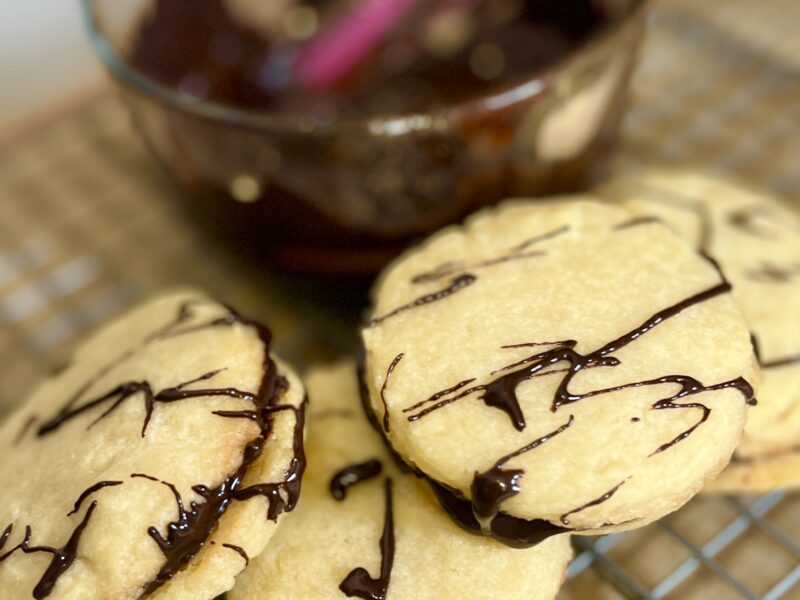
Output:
left=0, top=291, right=306, bottom=600
left=709, top=450, right=800, bottom=493
left=362, top=200, right=757, bottom=541
left=229, top=361, right=572, bottom=600
left=600, top=170, right=800, bottom=490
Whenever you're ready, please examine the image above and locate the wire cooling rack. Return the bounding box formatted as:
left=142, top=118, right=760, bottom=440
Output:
left=566, top=491, right=800, bottom=598
left=0, top=0, right=799, bottom=598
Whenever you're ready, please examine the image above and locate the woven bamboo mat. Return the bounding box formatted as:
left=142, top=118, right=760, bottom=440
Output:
left=1, top=0, right=799, bottom=597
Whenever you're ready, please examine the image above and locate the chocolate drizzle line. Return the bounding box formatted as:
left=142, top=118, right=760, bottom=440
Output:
left=13, top=415, right=37, bottom=446
left=614, top=216, right=663, bottom=230
left=0, top=495, right=101, bottom=599
left=403, top=282, right=755, bottom=438
left=751, top=334, right=800, bottom=370
left=616, top=181, right=715, bottom=253
left=512, top=225, right=571, bottom=252
left=745, top=261, right=800, bottom=284
left=370, top=275, right=476, bottom=327
left=560, top=479, right=627, bottom=525
left=339, top=478, right=395, bottom=600
left=36, top=298, right=240, bottom=438
left=221, top=543, right=249, bottom=566
left=429, top=481, right=570, bottom=549
left=410, top=225, right=569, bottom=285
left=67, top=481, right=123, bottom=516
left=471, top=416, right=574, bottom=532
left=31, top=502, right=99, bottom=600
left=330, top=460, right=383, bottom=501
left=379, top=354, right=404, bottom=432
left=37, top=368, right=243, bottom=438
left=728, top=205, right=772, bottom=238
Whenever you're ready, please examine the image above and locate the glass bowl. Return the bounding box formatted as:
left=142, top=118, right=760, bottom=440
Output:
left=82, top=0, right=651, bottom=273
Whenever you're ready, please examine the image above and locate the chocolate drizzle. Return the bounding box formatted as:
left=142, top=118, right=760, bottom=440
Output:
left=559, top=479, right=627, bottom=525
left=751, top=334, right=800, bottom=370
left=428, top=481, right=569, bottom=548
left=471, top=416, right=574, bottom=532
left=339, top=478, right=395, bottom=600
left=330, top=460, right=383, bottom=501
left=221, top=543, right=249, bottom=566
left=746, top=261, right=800, bottom=284
left=37, top=368, right=245, bottom=438
left=379, top=354, right=404, bottom=432
left=403, top=282, right=755, bottom=439
left=67, top=481, right=123, bottom=516
left=370, top=275, right=476, bottom=326
left=410, top=225, right=569, bottom=285
left=614, top=216, right=662, bottom=230
left=131, top=471, right=243, bottom=595
left=762, top=355, right=800, bottom=369
left=0, top=504, right=100, bottom=598
left=13, top=415, right=37, bottom=446
left=728, top=206, right=772, bottom=238
left=30, top=502, right=98, bottom=600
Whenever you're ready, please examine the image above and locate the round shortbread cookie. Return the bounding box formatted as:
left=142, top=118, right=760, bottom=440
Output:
left=600, top=170, right=800, bottom=488
left=0, top=291, right=306, bottom=600
left=708, top=450, right=800, bottom=493
left=229, top=361, right=572, bottom=600
left=362, top=200, right=757, bottom=543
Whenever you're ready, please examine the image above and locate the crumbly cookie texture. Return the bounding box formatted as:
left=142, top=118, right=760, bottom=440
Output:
left=362, top=200, right=757, bottom=540
left=601, top=170, right=800, bottom=489
left=229, top=361, right=572, bottom=600
left=0, top=291, right=306, bottom=600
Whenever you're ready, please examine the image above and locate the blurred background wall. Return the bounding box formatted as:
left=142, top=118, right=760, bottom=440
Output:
left=0, top=1, right=102, bottom=127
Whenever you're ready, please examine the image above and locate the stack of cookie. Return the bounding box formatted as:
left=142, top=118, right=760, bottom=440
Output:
left=2, top=174, right=794, bottom=598
left=599, top=171, right=800, bottom=492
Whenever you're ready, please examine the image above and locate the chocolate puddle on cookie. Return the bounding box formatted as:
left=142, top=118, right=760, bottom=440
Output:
left=4, top=301, right=308, bottom=597
left=340, top=478, right=395, bottom=600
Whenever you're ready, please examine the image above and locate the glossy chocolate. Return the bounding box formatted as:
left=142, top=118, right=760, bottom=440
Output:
left=429, top=481, right=569, bottom=548
left=330, top=460, right=383, bottom=501
left=339, top=478, right=395, bottom=600
left=471, top=416, right=574, bottom=531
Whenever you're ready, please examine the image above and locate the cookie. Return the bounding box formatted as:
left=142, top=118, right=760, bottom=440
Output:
left=0, top=291, right=306, bottom=600
left=599, top=170, right=800, bottom=490
left=362, top=200, right=757, bottom=543
left=228, top=361, right=572, bottom=600
left=709, top=450, right=800, bottom=493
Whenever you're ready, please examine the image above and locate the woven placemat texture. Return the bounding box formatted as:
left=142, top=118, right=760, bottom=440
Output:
left=0, top=0, right=798, bottom=598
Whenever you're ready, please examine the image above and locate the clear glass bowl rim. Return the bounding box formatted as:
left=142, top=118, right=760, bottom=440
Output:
left=81, top=0, right=650, bottom=133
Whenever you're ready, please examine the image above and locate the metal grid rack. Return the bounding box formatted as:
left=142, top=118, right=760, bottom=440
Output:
left=567, top=491, right=800, bottom=598
left=0, top=0, right=799, bottom=598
